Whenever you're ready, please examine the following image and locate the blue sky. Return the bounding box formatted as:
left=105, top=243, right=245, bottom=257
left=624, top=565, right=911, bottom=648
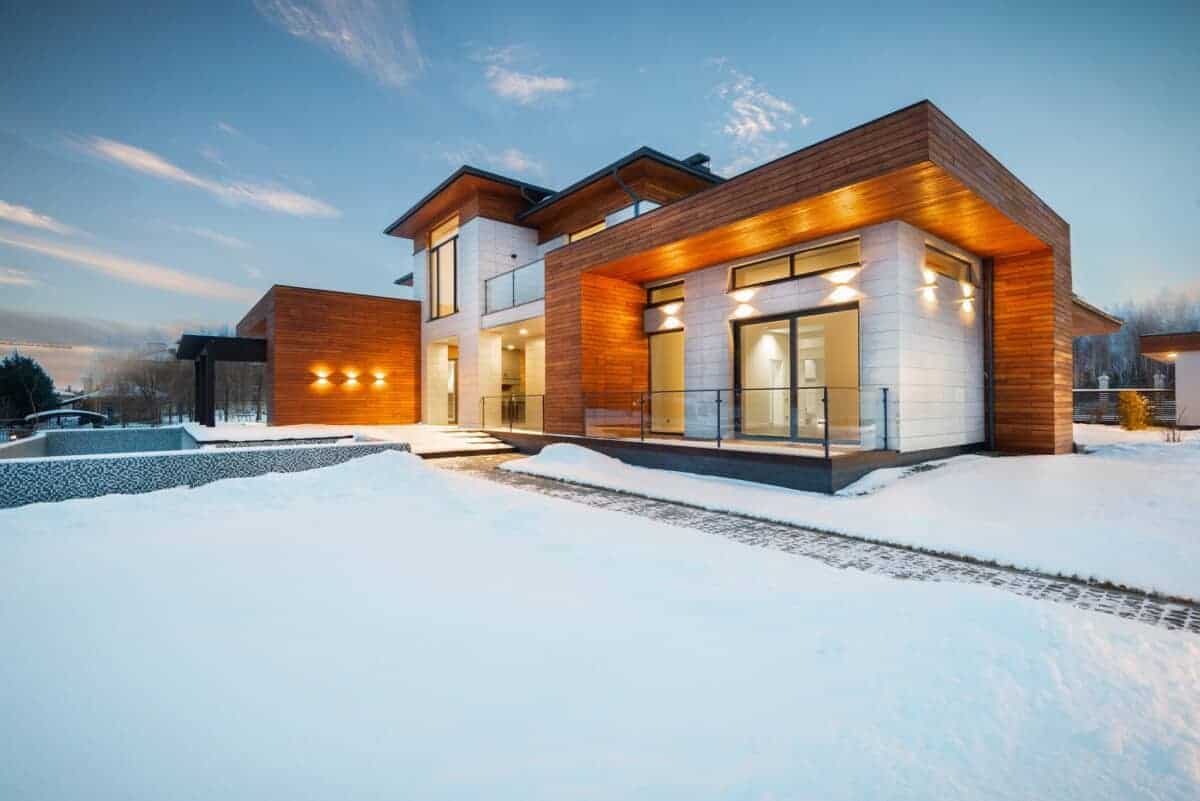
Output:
left=2, top=0, right=1198, bottom=384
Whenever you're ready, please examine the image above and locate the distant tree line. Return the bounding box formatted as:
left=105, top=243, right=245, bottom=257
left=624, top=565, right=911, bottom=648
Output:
left=1073, top=291, right=1200, bottom=388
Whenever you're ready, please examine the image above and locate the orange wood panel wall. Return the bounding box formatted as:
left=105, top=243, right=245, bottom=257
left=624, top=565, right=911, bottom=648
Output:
left=544, top=270, right=648, bottom=434
left=238, top=285, right=421, bottom=426
left=992, top=250, right=1074, bottom=454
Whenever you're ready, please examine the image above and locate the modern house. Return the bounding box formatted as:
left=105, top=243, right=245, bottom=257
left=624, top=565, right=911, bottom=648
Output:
left=179, top=101, right=1120, bottom=489
left=1141, top=332, right=1200, bottom=427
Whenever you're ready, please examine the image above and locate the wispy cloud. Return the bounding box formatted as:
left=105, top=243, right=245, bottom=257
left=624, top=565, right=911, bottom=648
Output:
left=485, top=65, right=573, bottom=105
left=216, top=121, right=241, bottom=136
left=254, top=0, right=423, bottom=89
left=81, top=136, right=340, bottom=218
left=0, top=267, right=38, bottom=286
left=0, top=200, right=83, bottom=237
left=172, top=225, right=251, bottom=250
left=710, top=61, right=808, bottom=177
left=0, top=233, right=259, bottom=303
left=441, top=143, right=544, bottom=176
left=244, top=265, right=265, bottom=279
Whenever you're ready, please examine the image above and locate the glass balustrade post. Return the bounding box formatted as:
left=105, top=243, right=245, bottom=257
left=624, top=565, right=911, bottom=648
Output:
left=822, top=387, right=830, bottom=459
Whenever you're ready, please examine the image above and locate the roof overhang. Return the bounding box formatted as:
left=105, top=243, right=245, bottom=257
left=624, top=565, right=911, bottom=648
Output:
left=1072, top=295, right=1123, bottom=337
left=383, top=167, right=554, bottom=240
left=175, top=334, right=267, bottom=362
left=517, top=147, right=723, bottom=225
left=546, top=100, right=1070, bottom=286
left=1140, top=331, right=1200, bottom=362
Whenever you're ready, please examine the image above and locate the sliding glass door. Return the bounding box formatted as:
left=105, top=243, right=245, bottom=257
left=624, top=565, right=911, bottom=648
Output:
left=734, top=305, right=859, bottom=441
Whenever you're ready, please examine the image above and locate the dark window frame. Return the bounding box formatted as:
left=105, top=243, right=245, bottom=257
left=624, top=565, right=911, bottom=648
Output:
left=924, top=244, right=979, bottom=286
left=645, top=280, right=686, bottom=308
left=728, top=239, right=862, bottom=291
left=427, top=234, right=459, bottom=320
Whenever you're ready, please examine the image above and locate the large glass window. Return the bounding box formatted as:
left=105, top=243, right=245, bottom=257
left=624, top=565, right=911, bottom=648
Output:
left=731, top=239, right=861, bottom=289
left=735, top=306, right=860, bottom=441
left=428, top=237, right=457, bottom=319
left=649, top=330, right=685, bottom=434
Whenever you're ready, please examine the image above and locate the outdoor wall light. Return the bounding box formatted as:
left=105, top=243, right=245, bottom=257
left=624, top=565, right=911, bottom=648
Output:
left=732, top=288, right=756, bottom=303
left=314, top=377, right=330, bottom=386
left=733, top=303, right=755, bottom=319
left=960, top=298, right=974, bottom=313
left=826, top=267, right=859, bottom=285
left=661, top=302, right=683, bottom=315
left=960, top=282, right=974, bottom=298
left=828, top=285, right=858, bottom=303
left=660, top=316, right=682, bottom=330
left=922, top=286, right=937, bottom=303
left=922, top=268, right=937, bottom=285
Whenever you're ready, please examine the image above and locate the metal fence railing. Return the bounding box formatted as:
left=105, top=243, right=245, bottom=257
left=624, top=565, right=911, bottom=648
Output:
left=579, top=387, right=891, bottom=458
left=484, top=259, right=544, bottom=314
left=481, top=395, right=544, bottom=432
left=1072, top=388, right=1175, bottom=425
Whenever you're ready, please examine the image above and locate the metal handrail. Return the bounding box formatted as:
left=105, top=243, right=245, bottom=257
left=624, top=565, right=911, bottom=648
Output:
left=484, top=259, right=545, bottom=314
left=480, top=394, right=545, bottom=432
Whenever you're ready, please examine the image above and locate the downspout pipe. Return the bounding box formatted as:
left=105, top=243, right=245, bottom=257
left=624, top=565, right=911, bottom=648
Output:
left=982, top=257, right=996, bottom=450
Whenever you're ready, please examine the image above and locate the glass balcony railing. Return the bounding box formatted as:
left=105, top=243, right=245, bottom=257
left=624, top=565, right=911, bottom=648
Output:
left=485, top=259, right=544, bottom=314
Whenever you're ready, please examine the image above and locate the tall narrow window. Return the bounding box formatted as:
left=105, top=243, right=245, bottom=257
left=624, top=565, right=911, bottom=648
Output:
left=428, top=219, right=458, bottom=319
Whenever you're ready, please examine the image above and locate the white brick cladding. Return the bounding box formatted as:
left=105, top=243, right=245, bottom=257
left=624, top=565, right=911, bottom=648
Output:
left=415, top=218, right=539, bottom=426
left=668, top=220, right=984, bottom=453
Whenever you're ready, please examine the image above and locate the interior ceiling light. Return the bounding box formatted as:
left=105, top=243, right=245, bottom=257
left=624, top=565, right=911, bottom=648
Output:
left=519, top=328, right=528, bottom=336
left=506, top=344, right=515, bottom=350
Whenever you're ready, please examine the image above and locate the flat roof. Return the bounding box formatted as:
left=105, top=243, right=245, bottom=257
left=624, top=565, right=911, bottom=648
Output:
left=1141, top=331, right=1200, bottom=360
left=175, top=334, right=267, bottom=362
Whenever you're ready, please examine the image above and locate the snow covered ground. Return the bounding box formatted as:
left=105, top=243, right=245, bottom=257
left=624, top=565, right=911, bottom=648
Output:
left=184, top=422, right=507, bottom=455
left=2, top=451, right=1198, bottom=800
left=504, top=424, right=1200, bottom=600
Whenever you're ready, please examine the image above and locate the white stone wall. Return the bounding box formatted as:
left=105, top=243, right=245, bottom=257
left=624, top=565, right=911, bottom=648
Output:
left=654, top=220, right=984, bottom=452
left=1177, top=352, right=1200, bottom=427
left=416, top=217, right=540, bottom=427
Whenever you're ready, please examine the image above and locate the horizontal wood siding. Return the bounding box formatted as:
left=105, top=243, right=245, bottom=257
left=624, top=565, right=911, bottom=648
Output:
left=992, top=251, right=1074, bottom=453
left=241, top=286, right=422, bottom=426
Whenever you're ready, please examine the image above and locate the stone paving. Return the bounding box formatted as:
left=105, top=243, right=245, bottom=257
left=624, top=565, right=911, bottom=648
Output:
left=434, top=454, right=1200, bottom=635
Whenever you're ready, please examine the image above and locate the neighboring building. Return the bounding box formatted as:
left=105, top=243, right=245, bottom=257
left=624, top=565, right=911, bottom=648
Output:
left=1141, top=332, right=1200, bottom=427
left=218, top=100, right=1117, bottom=473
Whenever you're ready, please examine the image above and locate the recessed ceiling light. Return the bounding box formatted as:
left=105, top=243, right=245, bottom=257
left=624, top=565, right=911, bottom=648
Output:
left=506, top=344, right=515, bottom=350
left=519, top=328, right=528, bottom=336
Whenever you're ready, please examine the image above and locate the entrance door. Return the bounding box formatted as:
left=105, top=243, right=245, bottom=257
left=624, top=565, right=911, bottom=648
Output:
left=735, top=305, right=859, bottom=441
left=447, top=357, right=458, bottom=424
left=648, top=330, right=685, bottom=434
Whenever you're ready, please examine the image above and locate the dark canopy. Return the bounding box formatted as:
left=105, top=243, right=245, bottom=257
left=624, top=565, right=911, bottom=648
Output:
left=174, top=334, right=267, bottom=426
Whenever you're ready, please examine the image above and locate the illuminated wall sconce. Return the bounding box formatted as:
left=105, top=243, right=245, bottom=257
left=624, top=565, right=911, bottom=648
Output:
left=373, top=371, right=386, bottom=385
left=826, top=267, right=860, bottom=285
left=660, top=316, right=682, bottom=330
left=343, top=369, right=360, bottom=386
left=732, top=288, right=756, bottom=303
left=733, top=303, right=755, bottom=319
left=922, top=285, right=937, bottom=303
left=960, top=298, right=974, bottom=313
left=660, top=301, right=683, bottom=316
left=312, top=368, right=331, bottom=387
left=828, top=285, right=858, bottom=303
left=960, top=282, right=974, bottom=298
left=922, top=268, right=937, bottom=285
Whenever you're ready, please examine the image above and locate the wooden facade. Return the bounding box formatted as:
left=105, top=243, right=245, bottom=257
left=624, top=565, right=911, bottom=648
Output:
left=237, top=285, right=421, bottom=426
left=542, top=100, right=1077, bottom=453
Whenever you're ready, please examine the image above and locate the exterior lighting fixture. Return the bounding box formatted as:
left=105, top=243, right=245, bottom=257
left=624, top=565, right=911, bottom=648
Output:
left=1167, top=352, right=1178, bottom=360
left=661, top=316, right=682, bottom=330
left=373, top=372, right=386, bottom=385
left=661, top=302, right=683, bottom=315
left=314, top=377, right=330, bottom=386
left=961, top=282, right=974, bottom=298
left=922, top=268, right=937, bottom=285
left=732, top=288, right=756, bottom=303
left=826, top=268, right=859, bottom=285
left=344, top=376, right=358, bottom=385
left=829, top=285, right=858, bottom=303
left=519, top=328, right=528, bottom=336
left=922, top=286, right=936, bottom=303
left=961, top=298, right=974, bottom=313
left=733, top=304, right=755, bottom=319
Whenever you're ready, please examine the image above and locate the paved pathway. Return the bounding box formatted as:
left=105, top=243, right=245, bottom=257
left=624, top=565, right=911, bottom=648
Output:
left=434, top=454, right=1200, bottom=635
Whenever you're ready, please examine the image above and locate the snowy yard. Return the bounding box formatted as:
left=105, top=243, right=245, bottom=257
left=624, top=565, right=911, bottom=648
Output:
left=183, top=421, right=506, bottom=454
left=2, top=449, right=1199, bottom=800
left=506, top=424, right=1200, bottom=601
